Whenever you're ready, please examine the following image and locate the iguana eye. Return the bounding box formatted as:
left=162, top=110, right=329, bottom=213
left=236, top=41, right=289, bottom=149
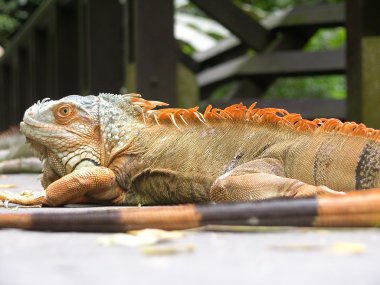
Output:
left=54, top=104, right=75, bottom=123
left=58, top=105, right=72, bottom=117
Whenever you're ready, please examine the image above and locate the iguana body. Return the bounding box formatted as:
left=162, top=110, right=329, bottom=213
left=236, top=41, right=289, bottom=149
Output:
left=0, top=93, right=379, bottom=208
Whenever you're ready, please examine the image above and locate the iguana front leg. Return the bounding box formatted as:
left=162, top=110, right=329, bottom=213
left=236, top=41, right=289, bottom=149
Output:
left=210, top=158, right=344, bottom=202
left=0, top=166, right=125, bottom=206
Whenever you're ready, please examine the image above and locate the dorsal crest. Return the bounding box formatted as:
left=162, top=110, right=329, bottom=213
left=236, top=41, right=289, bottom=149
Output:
left=128, top=96, right=380, bottom=142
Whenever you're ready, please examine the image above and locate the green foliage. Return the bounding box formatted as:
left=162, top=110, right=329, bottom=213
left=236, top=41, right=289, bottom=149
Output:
left=178, top=40, right=197, bottom=55
left=305, top=27, right=346, bottom=51
left=216, top=1, right=346, bottom=100
left=1, top=0, right=347, bottom=101
left=177, top=0, right=347, bottom=100
left=232, top=0, right=347, bottom=99
left=177, top=1, right=208, bottom=18
left=0, top=0, right=43, bottom=46
left=0, top=14, right=19, bottom=33
left=265, top=76, right=346, bottom=100
left=235, top=0, right=344, bottom=17
left=266, top=27, right=347, bottom=100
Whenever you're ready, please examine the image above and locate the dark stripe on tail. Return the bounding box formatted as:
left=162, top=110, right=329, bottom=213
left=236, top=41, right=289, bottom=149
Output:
left=196, top=198, right=318, bottom=227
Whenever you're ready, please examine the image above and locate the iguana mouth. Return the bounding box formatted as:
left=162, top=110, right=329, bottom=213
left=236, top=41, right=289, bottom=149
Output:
left=21, top=117, right=65, bottom=129
left=20, top=121, right=47, bottom=160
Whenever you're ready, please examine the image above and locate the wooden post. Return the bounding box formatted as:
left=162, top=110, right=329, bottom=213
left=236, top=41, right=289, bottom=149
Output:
left=18, top=47, right=32, bottom=116
left=34, top=29, right=49, bottom=100
left=127, top=0, right=177, bottom=105
left=346, top=0, right=380, bottom=128
left=43, top=6, right=58, bottom=101
left=55, top=2, right=79, bottom=98
left=0, top=64, right=11, bottom=130
left=78, top=0, right=123, bottom=95
left=9, top=54, right=20, bottom=126
left=0, top=65, right=2, bottom=129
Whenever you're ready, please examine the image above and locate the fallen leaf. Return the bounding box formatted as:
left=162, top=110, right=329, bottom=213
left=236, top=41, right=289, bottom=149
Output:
left=269, top=244, right=323, bottom=251
left=97, top=233, right=158, bottom=247
left=329, top=242, right=366, bottom=255
left=97, top=229, right=186, bottom=247
left=0, top=184, right=16, bottom=188
left=130, top=229, right=185, bottom=240
left=141, top=244, right=196, bottom=255
left=269, top=242, right=367, bottom=255
left=20, top=191, right=33, bottom=196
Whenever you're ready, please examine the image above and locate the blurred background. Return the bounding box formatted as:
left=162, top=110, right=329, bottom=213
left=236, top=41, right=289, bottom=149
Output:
left=0, top=0, right=379, bottom=130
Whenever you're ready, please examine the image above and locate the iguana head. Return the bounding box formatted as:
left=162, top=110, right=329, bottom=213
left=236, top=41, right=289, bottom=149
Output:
left=19, top=93, right=154, bottom=176
left=20, top=95, right=101, bottom=175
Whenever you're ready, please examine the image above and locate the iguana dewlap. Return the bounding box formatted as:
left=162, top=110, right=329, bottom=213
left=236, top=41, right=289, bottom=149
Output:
left=1, top=93, right=379, bottom=206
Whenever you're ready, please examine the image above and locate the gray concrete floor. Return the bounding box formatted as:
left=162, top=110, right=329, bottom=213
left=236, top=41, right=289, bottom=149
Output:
left=0, top=174, right=380, bottom=285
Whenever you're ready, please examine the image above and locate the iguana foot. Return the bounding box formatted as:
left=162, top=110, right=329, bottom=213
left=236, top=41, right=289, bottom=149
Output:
left=0, top=166, right=126, bottom=207
left=0, top=190, right=47, bottom=206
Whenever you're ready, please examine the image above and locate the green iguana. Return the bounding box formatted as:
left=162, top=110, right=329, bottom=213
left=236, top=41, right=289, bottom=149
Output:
left=0, top=93, right=379, bottom=231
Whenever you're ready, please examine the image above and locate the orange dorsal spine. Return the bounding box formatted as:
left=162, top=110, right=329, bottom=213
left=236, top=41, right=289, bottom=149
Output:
left=130, top=98, right=380, bottom=142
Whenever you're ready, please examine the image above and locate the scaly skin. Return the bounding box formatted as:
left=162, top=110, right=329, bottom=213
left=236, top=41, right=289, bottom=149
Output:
left=0, top=93, right=379, bottom=207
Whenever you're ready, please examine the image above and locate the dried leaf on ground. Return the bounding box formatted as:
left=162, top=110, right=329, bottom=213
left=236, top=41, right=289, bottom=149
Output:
left=97, top=229, right=186, bottom=247
left=141, top=244, right=196, bottom=255
left=129, top=229, right=185, bottom=240
left=0, top=184, right=16, bottom=188
left=269, top=244, right=324, bottom=251
left=328, top=242, right=366, bottom=255
left=20, top=191, right=34, bottom=197
left=269, top=241, right=367, bottom=255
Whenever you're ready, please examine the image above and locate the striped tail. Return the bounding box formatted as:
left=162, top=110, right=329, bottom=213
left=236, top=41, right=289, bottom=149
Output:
left=1, top=189, right=380, bottom=232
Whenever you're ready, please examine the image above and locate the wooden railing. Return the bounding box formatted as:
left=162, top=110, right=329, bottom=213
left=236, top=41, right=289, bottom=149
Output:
left=0, top=0, right=125, bottom=129
left=0, top=0, right=379, bottom=130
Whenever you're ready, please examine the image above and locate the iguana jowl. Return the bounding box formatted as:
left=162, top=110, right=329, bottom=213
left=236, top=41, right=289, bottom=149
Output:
left=1, top=93, right=379, bottom=209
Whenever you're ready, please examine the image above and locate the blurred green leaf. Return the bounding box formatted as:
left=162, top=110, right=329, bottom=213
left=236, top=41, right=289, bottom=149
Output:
left=0, top=0, right=44, bottom=46
left=265, top=76, right=346, bottom=100
left=305, top=28, right=346, bottom=51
